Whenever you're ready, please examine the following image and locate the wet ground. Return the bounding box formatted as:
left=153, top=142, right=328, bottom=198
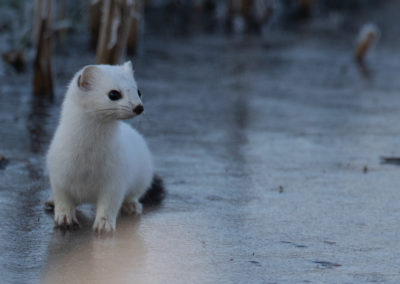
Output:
left=2, top=5, right=400, bottom=283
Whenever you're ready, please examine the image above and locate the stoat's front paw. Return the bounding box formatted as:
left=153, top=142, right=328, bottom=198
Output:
left=121, top=200, right=143, bottom=215
left=54, top=209, right=79, bottom=230
left=93, top=216, right=115, bottom=233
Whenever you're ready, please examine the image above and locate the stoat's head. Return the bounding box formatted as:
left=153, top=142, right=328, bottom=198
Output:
left=74, top=61, right=144, bottom=120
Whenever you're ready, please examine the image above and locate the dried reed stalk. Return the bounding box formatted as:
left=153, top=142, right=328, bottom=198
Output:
left=33, top=0, right=54, bottom=97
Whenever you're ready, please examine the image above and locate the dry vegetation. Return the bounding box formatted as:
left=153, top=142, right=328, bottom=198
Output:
left=0, top=0, right=380, bottom=96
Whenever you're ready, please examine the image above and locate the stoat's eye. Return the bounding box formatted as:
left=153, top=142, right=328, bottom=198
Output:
left=137, top=89, right=142, bottom=98
left=108, top=90, right=122, bottom=101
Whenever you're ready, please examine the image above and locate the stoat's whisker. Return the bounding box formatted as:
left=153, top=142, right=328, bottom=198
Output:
left=89, top=107, right=132, bottom=114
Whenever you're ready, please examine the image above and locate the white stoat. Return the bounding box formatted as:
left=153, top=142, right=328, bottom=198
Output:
left=46, top=61, right=164, bottom=233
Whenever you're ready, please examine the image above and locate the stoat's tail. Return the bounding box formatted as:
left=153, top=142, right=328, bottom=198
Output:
left=140, top=174, right=166, bottom=206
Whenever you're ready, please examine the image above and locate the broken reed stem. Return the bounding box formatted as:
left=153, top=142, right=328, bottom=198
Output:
left=225, top=0, right=275, bottom=33
left=96, top=0, right=112, bottom=63
left=89, top=0, right=103, bottom=50
left=355, top=35, right=374, bottom=62
left=96, top=0, right=134, bottom=65
left=127, top=0, right=142, bottom=55
left=355, top=23, right=379, bottom=63
left=355, top=33, right=376, bottom=62
left=33, top=0, right=54, bottom=98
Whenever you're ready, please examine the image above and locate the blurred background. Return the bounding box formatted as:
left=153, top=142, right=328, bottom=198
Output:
left=2, top=1, right=400, bottom=283
left=0, top=0, right=392, bottom=94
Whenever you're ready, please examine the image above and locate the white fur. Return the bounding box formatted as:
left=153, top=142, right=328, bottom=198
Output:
left=47, top=61, right=154, bottom=233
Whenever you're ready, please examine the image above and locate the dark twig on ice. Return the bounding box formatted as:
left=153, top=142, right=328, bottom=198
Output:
left=0, top=155, right=9, bottom=170
left=381, top=157, right=400, bottom=166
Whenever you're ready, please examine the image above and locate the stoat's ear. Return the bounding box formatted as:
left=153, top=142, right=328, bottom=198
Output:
left=77, top=66, right=100, bottom=91
left=123, top=60, right=134, bottom=73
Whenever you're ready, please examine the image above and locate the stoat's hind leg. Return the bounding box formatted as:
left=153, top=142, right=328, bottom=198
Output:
left=121, top=199, right=143, bottom=215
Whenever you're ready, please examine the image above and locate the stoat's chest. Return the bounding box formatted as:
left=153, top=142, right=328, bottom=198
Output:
left=70, top=133, right=120, bottom=176
left=64, top=139, right=122, bottom=203
left=54, top=121, right=123, bottom=195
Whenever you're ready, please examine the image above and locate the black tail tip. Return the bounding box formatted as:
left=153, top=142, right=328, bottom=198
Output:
left=140, top=174, right=166, bottom=206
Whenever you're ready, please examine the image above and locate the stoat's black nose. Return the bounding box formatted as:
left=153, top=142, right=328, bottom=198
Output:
left=133, top=105, right=144, bottom=115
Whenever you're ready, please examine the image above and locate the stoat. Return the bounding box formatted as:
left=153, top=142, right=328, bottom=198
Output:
left=46, top=61, right=165, bottom=233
